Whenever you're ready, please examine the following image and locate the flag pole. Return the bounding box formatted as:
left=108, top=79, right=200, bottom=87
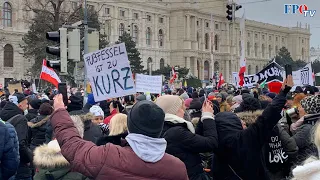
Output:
left=210, top=13, right=215, bottom=87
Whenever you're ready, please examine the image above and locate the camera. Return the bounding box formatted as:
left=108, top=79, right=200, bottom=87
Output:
left=286, top=107, right=299, bottom=119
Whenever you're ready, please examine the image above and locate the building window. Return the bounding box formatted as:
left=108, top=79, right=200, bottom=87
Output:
left=197, top=21, right=199, bottom=26
left=269, top=44, right=272, bottom=58
left=3, top=2, right=12, bottom=27
left=133, top=25, right=139, bottom=43
left=119, top=23, right=124, bottom=36
left=302, top=48, right=305, bottom=60
left=247, top=42, right=250, bottom=56
left=88, top=5, right=94, bottom=10
left=104, top=20, right=111, bottom=41
left=269, top=36, right=271, bottom=41
left=262, top=44, right=265, bottom=57
left=206, top=22, right=209, bottom=28
left=282, top=37, right=284, bottom=43
left=214, top=34, right=219, bottom=51
left=197, top=32, right=200, bottom=48
left=147, top=15, right=151, bottom=21
left=275, top=45, right=278, bottom=54
left=248, top=33, right=250, bottom=38
left=159, top=17, right=164, bottom=23
left=4, top=44, right=14, bottom=67
left=215, top=24, right=219, bottom=30
left=276, top=37, right=278, bottom=41
left=134, top=13, right=138, bottom=19
left=262, top=35, right=265, bottom=40
left=255, top=34, right=258, bottom=38
left=239, top=41, right=241, bottom=55
left=72, top=2, right=78, bottom=9
left=256, top=65, right=259, bottom=73
left=158, top=29, right=164, bottom=47
left=254, top=43, right=258, bottom=57
left=302, top=39, right=304, bottom=43
left=160, top=58, right=165, bottom=69
left=146, top=27, right=151, bottom=45
left=248, top=65, right=251, bottom=74
left=147, top=57, right=153, bottom=72
left=104, top=8, right=110, bottom=15
left=205, top=33, right=209, bottom=49
left=120, top=10, right=125, bottom=17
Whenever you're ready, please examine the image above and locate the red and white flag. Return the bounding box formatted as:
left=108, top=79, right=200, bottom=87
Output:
left=40, top=59, right=61, bottom=87
left=238, top=11, right=246, bottom=87
left=169, top=66, right=177, bottom=84
left=217, top=73, right=225, bottom=88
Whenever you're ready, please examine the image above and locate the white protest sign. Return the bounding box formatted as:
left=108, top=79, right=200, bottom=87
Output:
left=84, top=43, right=136, bottom=101
left=135, top=74, right=162, bottom=94
left=291, top=63, right=313, bottom=86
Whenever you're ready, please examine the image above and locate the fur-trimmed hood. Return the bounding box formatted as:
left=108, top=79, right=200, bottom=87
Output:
left=78, top=113, right=94, bottom=122
left=28, top=115, right=50, bottom=128
left=236, top=110, right=263, bottom=126
left=33, top=140, right=69, bottom=168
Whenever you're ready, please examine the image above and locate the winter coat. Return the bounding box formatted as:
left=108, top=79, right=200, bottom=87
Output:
left=212, top=87, right=290, bottom=180
left=0, top=119, right=19, bottom=180
left=28, top=115, right=50, bottom=151
left=161, top=113, right=218, bottom=180
left=33, top=141, right=88, bottom=180
left=50, top=108, right=189, bottom=180
left=237, top=110, right=298, bottom=179
left=25, top=109, right=38, bottom=121
left=277, top=113, right=320, bottom=166
left=79, top=113, right=103, bottom=144
left=0, top=101, right=33, bottom=178
left=96, top=132, right=128, bottom=146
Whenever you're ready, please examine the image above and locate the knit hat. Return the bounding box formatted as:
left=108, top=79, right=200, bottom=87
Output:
left=9, top=93, right=26, bottom=105
left=127, top=100, right=165, bottom=138
left=29, top=99, right=42, bottom=109
left=300, top=95, right=320, bottom=114
left=89, top=105, right=104, bottom=118
left=87, top=93, right=96, bottom=105
left=156, top=95, right=183, bottom=115
left=184, top=98, right=193, bottom=109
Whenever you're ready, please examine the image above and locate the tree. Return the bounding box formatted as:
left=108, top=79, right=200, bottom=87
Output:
left=116, top=32, right=144, bottom=74
left=273, top=46, right=306, bottom=70
left=152, top=65, right=189, bottom=80
left=21, top=0, right=108, bottom=82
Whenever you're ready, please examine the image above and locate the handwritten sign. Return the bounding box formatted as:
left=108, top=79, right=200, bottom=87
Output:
left=135, top=74, right=162, bottom=94
left=84, top=43, right=136, bottom=101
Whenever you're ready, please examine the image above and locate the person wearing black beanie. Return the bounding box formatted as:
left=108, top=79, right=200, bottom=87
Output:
left=67, top=95, right=84, bottom=115
left=26, top=99, right=42, bottom=121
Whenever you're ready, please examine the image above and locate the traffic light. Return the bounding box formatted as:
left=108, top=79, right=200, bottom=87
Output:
left=88, top=31, right=99, bottom=53
left=226, top=4, right=233, bottom=21
left=235, top=4, right=242, bottom=11
left=46, top=28, right=68, bottom=73
left=46, top=28, right=81, bottom=73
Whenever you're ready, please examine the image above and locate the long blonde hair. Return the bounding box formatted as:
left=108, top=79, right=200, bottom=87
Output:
left=109, top=113, right=128, bottom=136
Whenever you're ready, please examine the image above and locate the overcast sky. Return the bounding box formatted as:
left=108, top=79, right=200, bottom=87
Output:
left=237, top=0, right=320, bottom=48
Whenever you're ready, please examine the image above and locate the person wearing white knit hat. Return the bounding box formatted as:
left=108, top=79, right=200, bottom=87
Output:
left=89, top=105, right=104, bottom=125
left=155, top=95, right=218, bottom=180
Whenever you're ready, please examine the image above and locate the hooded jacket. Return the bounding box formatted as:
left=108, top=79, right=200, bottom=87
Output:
left=28, top=115, right=50, bottom=151
left=161, top=113, right=218, bottom=179
left=212, top=87, right=290, bottom=180
left=0, top=101, right=33, bottom=178
left=0, top=119, right=19, bottom=180
left=33, top=140, right=88, bottom=180
left=25, top=109, right=38, bottom=121
left=78, top=113, right=103, bottom=144
left=50, top=108, right=188, bottom=180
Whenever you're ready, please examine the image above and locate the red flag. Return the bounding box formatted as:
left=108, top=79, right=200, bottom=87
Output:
left=169, top=66, right=177, bottom=84
left=217, top=73, right=225, bottom=88
left=40, top=59, right=61, bottom=87
left=238, top=12, right=246, bottom=87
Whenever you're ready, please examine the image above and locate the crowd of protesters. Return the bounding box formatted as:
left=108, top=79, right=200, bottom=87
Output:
left=1, top=75, right=320, bottom=180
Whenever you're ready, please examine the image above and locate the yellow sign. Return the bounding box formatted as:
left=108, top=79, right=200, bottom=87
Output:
left=8, top=83, right=22, bottom=94
left=86, top=83, right=92, bottom=93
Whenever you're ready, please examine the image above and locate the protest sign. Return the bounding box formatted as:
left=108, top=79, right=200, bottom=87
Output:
left=233, top=62, right=284, bottom=88
left=135, top=74, right=162, bottom=94
left=84, top=43, right=136, bottom=101
left=8, top=83, right=22, bottom=93
left=292, top=63, right=313, bottom=86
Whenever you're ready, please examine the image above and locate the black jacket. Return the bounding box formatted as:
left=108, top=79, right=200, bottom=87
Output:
left=28, top=115, right=50, bottom=151
left=25, top=109, right=38, bottom=121
left=161, top=114, right=218, bottom=180
left=96, top=132, right=128, bottom=146
left=212, top=87, right=290, bottom=180
left=0, top=102, right=33, bottom=178
left=83, top=120, right=103, bottom=144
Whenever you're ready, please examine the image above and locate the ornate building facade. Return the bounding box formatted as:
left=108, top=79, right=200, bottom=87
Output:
left=0, top=0, right=311, bottom=86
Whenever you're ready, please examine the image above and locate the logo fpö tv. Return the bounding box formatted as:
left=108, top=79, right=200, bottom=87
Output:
left=284, top=4, right=316, bottom=17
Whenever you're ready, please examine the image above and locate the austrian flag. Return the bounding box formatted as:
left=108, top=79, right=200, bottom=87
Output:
left=40, top=59, right=61, bottom=87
